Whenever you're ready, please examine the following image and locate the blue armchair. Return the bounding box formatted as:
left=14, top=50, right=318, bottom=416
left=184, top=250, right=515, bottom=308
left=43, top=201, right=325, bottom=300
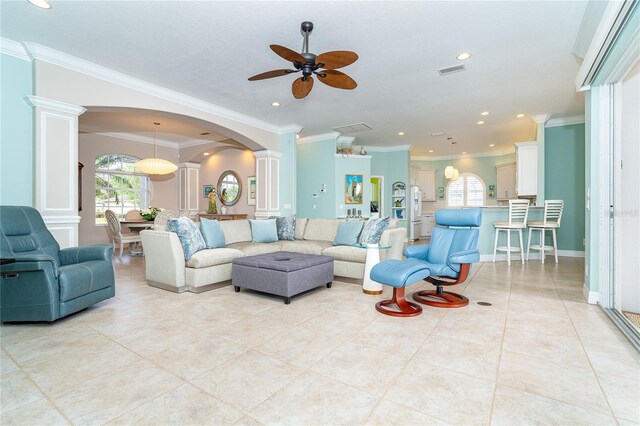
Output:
left=404, top=209, right=482, bottom=308
left=0, top=206, right=115, bottom=322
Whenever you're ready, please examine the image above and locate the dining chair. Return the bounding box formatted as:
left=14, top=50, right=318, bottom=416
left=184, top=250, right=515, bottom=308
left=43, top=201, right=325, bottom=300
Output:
left=105, top=209, right=142, bottom=257
left=125, top=209, right=143, bottom=221
left=153, top=210, right=179, bottom=230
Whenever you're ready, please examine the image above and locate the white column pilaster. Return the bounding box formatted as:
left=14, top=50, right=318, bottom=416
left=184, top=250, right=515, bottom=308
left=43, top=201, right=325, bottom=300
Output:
left=178, top=162, right=200, bottom=219
left=25, top=96, right=86, bottom=248
left=253, top=150, right=281, bottom=218
left=532, top=114, right=551, bottom=206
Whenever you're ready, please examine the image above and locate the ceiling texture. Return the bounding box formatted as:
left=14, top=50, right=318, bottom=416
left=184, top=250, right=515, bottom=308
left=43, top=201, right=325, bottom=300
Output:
left=1, top=1, right=588, bottom=156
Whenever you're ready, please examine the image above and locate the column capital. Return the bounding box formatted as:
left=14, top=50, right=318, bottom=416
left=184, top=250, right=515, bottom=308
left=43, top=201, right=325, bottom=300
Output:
left=24, top=96, right=86, bottom=116
left=531, top=114, right=552, bottom=124
left=253, top=149, right=282, bottom=158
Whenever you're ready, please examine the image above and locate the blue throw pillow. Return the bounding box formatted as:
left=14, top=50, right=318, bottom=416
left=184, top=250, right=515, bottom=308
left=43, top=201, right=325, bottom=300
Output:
left=167, top=217, right=205, bottom=260
left=333, top=221, right=365, bottom=246
left=250, top=219, right=278, bottom=243
left=358, top=216, right=391, bottom=245
left=200, top=217, right=226, bottom=249
left=269, top=215, right=296, bottom=241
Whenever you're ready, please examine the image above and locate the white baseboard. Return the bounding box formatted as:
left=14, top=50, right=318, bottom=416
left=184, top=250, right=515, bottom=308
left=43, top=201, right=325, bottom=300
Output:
left=479, top=250, right=584, bottom=263
left=583, top=283, right=599, bottom=304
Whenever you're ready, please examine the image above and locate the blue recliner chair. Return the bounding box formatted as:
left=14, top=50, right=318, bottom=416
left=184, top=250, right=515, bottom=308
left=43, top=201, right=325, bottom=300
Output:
left=0, top=206, right=115, bottom=322
left=371, top=209, right=482, bottom=316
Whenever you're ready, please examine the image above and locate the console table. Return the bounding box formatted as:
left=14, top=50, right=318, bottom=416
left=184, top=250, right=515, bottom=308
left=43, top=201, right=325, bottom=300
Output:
left=198, top=213, right=248, bottom=221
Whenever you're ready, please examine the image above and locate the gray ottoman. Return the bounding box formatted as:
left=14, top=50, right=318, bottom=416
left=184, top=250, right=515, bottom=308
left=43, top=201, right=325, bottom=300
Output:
left=232, top=251, right=334, bottom=304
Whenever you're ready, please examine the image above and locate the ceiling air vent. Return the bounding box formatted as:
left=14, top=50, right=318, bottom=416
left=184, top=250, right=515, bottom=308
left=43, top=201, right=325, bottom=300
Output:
left=438, top=64, right=465, bottom=76
left=331, top=123, right=372, bottom=134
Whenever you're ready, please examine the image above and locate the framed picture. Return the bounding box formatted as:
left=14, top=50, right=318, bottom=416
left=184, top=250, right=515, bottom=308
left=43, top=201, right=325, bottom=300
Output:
left=345, top=174, right=363, bottom=204
left=247, top=176, right=256, bottom=206
left=203, top=185, right=213, bottom=198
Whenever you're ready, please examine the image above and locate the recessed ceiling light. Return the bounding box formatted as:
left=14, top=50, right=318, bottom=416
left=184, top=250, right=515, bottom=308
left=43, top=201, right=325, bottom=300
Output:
left=203, top=152, right=210, bottom=156
left=457, top=52, right=471, bottom=60
left=477, top=121, right=485, bottom=125
left=28, top=0, right=51, bottom=8
left=296, top=134, right=300, bottom=140
left=428, top=150, right=434, bottom=153
left=462, top=152, right=467, bottom=155
left=481, top=111, right=489, bottom=116
left=516, top=113, right=525, bottom=118
left=271, top=101, right=280, bottom=107
left=398, top=132, right=405, bottom=136
left=489, top=144, right=495, bottom=147
left=431, top=132, right=445, bottom=136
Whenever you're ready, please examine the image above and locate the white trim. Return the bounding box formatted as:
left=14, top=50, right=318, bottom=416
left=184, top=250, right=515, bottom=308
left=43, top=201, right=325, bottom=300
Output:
left=177, top=162, right=201, bottom=169
left=81, top=128, right=231, bottom=150
left=19, top=41, right=301, bottom=135
left=43, top=215, right=82, bottom=224
left=253, top=150, right=282, bottom=159
left=297, top=132, right=340, bottom=144
left=604, top=23, right=640, bottom=84
left=0, top=37, right=30, bottom=61
left=364, top=145, right=412, bottom=153
left=583, top=283, right=600, bottom=304
left=412, top=149, right=515, bottom=161
left=545, top=115, right=586, bottom=128
left=531, top=114, right=551, bottom=124
left=337, top=135, right=356, bottom=145
left=25, top=96, right=87, bottom=116
left=333, top=154, right=372, bottom=159
left=480, top=250, right=585, bottom=262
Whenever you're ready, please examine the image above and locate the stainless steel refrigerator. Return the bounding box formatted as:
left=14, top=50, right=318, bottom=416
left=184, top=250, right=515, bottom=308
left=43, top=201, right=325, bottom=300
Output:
left=409, top=185, right=422, bottom=240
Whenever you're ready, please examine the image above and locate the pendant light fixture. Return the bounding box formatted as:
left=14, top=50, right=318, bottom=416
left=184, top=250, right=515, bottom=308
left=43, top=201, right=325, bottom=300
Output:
left=444, top=140, right=459, bottom=179
left=134, top=122, right=178, bottom=175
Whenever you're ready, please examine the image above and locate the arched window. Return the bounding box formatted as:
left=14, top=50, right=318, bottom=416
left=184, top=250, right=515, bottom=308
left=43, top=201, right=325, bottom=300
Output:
left=447, top=173, right=485, bottom=207
left=95, top=154, right=150, bottom=224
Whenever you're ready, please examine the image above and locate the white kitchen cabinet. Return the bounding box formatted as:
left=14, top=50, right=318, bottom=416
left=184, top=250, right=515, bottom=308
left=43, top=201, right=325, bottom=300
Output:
left=515, top=141, right=537, bottom=197
left=410, top=165, right=420, bottom=186
left=416, top=170, right=436, bottom=201
left=496, top=162, right=516, bottom=200
left=421, top=214, right=436, bottom=237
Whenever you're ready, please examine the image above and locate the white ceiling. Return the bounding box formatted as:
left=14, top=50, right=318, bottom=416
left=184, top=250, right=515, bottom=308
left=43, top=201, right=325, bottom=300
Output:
left=1, top=1, right=588, bottom=156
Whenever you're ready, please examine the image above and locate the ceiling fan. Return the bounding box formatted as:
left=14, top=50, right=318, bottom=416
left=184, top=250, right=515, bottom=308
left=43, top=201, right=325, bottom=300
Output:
left=248, top=21, right=358, bottom=99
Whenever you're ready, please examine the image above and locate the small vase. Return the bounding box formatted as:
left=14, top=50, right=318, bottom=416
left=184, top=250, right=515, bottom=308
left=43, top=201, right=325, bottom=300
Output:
left=220, top=206, right=227, bottom=214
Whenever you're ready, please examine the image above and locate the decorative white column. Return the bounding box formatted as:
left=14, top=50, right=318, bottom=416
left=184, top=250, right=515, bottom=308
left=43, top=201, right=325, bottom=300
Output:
left=254, top=150, right=281, bottom=218
left=532, top=114, right=551, bottom=206
left=25, top=96, right=86, bottom=248
left=178, top=162, right=200, bottom=219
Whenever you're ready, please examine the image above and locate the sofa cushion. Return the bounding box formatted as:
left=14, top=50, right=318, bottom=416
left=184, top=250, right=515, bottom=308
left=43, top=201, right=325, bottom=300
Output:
left=358, top=216, right=390, bottom=245
left=321, top=246, right=367, bottom=263
left=227, top=242, right=282, bottom=256
left=303, top=218, right=342, bottom=242
left=200, top=218, right=226, bottom=248
left=333, top=221, right=364, bottom=246
left=58, top=260, right=115, bottom=302
left=250, top=219, right=278, bottom=243
left=270, top=215, right=296, bottom=241
left=167, top=217, right=205, bottom=260
left=279, top=240, right=332, bottom=255
left=186, top=248, right=245, bottom=268
left=294, top=218, right=308, bottom=240
left=219, top=219, right=252, bottom=245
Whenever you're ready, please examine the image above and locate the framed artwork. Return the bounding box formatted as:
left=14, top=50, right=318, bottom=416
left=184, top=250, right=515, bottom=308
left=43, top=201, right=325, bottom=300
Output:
left=203, top=185, right=214, bottom=198
left=247, top=176, right=256, bottom=206
left=345, top=174, right=363, bottom=204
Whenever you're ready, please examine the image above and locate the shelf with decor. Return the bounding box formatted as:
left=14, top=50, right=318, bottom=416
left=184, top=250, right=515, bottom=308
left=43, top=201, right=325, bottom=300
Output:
left=391, top=181, right=407, bottom=220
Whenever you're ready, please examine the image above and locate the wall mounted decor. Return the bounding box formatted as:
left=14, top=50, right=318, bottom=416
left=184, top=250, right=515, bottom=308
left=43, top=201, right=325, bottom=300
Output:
left=345, top=174, right=363, bottom=204
left=247, top=176, right=256, bottom=206
left=203, top=185, right=214, bottom=198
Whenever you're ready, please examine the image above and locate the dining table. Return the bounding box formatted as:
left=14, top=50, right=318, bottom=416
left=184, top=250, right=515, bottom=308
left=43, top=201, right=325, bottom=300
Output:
left=120, top=220, right=154, bottom=255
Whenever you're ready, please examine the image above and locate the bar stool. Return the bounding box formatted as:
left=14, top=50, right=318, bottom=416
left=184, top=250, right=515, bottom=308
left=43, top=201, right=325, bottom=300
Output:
left=527, top=200, right=564, bottom=263
left=493, top=199, right=530, bottom=266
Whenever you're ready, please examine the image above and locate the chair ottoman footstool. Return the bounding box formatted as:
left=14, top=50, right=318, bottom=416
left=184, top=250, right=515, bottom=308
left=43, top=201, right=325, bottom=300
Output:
left=369, top=259, right=431, bottom=317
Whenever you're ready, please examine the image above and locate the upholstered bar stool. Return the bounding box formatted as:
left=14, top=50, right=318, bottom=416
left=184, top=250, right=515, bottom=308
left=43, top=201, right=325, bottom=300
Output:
left=527, top=200, right=564, bottom=263
left=493, top=199, right=530, bottom=266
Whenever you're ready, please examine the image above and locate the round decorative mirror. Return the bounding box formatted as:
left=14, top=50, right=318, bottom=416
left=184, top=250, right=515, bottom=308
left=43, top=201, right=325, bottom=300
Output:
left=217, top=170, right=242, bottom=206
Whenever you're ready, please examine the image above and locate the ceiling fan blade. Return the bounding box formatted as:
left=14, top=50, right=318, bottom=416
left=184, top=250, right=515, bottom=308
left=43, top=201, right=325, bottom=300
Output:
left=316, top=70, right=357, bottom=90
left=316, top=51, right=359, bottom=69
left=292, top=76, right=314, bottom=99
left=248, top=69, right=297, bottom=81
left=270, top=44, right=306, bottom=65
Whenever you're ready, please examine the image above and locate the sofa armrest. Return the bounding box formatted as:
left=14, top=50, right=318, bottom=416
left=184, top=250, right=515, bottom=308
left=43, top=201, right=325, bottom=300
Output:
left=2, top=254, right=59, bottom=276
left=380, top=227, right=406, bottom=261
left=140, top=230, right=186, bottom=290
left=59, top=245, right=113, bottom=265
left=403, top=244, right=430, bottom=261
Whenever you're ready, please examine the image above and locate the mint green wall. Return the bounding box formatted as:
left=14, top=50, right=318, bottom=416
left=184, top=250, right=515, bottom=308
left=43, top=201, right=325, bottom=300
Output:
left=296, top=140, right=335, bottom=218
left=371, top=150, right=410, bottom=228
left=545, top=124, right=586, bottom=251
left=278, top=132, right=296, bottom=215
left=1, top=54, right=34, bottom=206
left=335, top=156, right=371, bottom=217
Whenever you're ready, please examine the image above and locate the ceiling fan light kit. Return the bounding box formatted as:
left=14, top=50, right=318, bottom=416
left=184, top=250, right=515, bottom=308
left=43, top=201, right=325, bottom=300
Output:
left=249, top=21, right=358, bottom=99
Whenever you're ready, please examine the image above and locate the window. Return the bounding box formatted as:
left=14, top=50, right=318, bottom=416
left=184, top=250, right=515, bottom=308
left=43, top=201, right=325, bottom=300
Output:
left=447, top=173, right=485, bottom=207
left=95, top=154, right=149, bottom=224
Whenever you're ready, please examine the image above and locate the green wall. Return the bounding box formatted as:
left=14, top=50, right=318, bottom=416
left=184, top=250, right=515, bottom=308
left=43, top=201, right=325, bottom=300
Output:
left=1, top=53, right=34, bottom=206
left=335, top=156, right=371, bottom=218
left=545, top=124, right=586, bottom=251
left=370, top=150, right=409, bottom=228
left=296, top=139, right=335, bottom=218
left=278, top=132, right=296, bottom=215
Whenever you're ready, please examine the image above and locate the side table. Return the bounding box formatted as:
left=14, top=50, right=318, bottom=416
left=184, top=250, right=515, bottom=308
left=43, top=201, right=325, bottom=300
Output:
left=354, top=244, right=391, bottom=295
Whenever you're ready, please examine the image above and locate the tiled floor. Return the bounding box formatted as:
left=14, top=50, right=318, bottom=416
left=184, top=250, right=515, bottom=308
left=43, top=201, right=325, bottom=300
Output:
left=1, top=256, right=639, bottom=425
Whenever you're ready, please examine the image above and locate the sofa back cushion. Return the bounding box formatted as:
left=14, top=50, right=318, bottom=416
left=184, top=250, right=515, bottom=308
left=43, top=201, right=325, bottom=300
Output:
left=303, top=218, right=342, bottom=242
left=333, top=221, right=364, bottom=246
left=295, top=218, right=308, bottom=240
left=200, top=218, right=226, bottom=249
left=218, top=219, right=252, bottom=245
left=250, top=219, right=278, bottom=243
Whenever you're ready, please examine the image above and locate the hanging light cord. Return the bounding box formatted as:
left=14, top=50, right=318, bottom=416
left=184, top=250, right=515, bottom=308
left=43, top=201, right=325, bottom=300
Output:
left=154, top=122, right=160, bottom=158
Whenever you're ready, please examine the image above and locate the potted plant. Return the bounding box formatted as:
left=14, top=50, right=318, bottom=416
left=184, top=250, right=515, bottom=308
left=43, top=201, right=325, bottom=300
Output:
left=140, top=206, right=164, bottom=221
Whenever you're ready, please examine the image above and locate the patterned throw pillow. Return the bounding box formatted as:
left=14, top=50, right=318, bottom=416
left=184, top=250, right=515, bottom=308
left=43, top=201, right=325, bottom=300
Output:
left=358, top=216, right=391, bottom=245
left=167, top=217, right=205, bottom=260
left=270, top=215, right=296, bottom=241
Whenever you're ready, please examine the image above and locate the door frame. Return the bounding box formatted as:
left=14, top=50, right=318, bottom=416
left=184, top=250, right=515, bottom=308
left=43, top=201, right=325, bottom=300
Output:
left=371, top=175, right=384, bottom=217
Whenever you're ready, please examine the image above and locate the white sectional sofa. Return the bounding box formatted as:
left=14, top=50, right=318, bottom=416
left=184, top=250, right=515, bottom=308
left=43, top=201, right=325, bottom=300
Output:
left=140, top=218, right=406, bottom=293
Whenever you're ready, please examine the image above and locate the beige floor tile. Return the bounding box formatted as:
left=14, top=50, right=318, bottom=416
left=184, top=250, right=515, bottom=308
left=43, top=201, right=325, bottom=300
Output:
left=234, top=415, right=264, bottom=425
left=249, top=372, right=378, bottom=425
left=491, top=385, right=616, bottom=425
left=212, top=314, right=294, bottom=348
left=300, top=308, right=377, bottom=339
left=0, top=398, right=69, bottom=426
left=147, top=334, right=248, bottom=380
left=108, top=383, right=243, bottom=425
left=85, top=309, right=165, bottom=340
left=386, top=361, right=495, bottom=425
left=366, top=399, right=449, bottom=425
left=583, top=342, right=640, bottom=378
left=50, top=359, right=183, bottom=425
left=0, top=369, right=45, bottom=413
left=191, top=350, right=301, bottom=413
left=505, top=310, right=577, bottom=338
left=1, top=349, right=18, bottom=374
left=597, top=372, right=640, bottom=423
left=431, top=315, right=505, bottom=346
left=497, top=350, right=611, bottom=415
left=313, top=341, right=408, bottom=397
left=115, top=319, right=206, bottom=357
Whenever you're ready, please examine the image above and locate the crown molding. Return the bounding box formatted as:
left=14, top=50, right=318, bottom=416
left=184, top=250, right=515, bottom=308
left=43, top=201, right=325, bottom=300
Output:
left=297, top=132, right=340, bottom=145
left=364, top=145, right=412, bottom=153
left=25, top=96, right=87, bottom=115
left=0, top=37, right=29, bottom=61
left=253, top=150, right=282, bottom=158
left=178, top=162, right=201, bottom=169
left=531, top=114, right=552, bottom=124
left=86, top=131, right=180, bottom=148
left=18, top=40, right=301, bottom=135
left=411, top=149, right=515, bottom=161
left=333, top=154, right=372, bottom=159
left=545, top=115, right=585, bottom=128
left=337, top=135, right=356, bottom=145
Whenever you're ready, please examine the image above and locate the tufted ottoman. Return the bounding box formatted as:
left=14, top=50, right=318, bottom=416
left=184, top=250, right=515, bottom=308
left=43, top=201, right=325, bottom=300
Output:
left=231, top=251, right=334, bottom=304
